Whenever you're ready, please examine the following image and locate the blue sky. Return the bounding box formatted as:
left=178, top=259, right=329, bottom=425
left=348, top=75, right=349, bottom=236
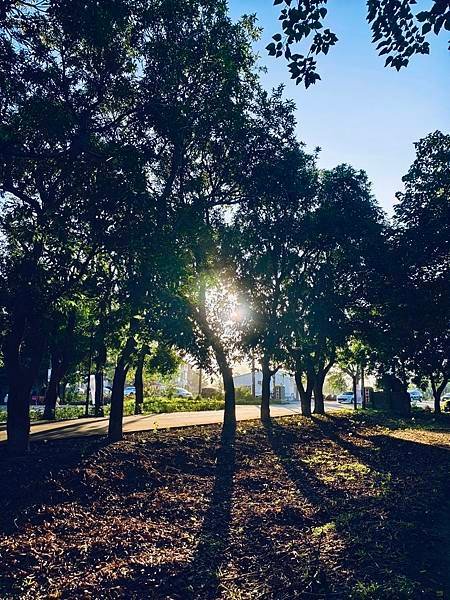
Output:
left=228, top=0, right=450, bottom=214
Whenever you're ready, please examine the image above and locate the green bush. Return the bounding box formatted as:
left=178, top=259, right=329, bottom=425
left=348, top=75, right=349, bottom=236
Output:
left=103, top=396, right=225, bottom=417
left=235, top=386, right=254, bottom=403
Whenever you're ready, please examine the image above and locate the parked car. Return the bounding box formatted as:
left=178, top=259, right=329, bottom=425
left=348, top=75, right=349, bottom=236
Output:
left=337, top=391, right=354, bottom=404
left=124, top=386, right=136, bottom=397
left=173, top=387, right=193, bottom=398
left=442, top=394, right=450, bottom=412
left=408, top=389, right=423, bottom=403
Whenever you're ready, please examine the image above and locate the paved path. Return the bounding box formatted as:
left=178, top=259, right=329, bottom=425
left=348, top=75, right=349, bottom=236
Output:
left=0, top=402, right=342, bottom=443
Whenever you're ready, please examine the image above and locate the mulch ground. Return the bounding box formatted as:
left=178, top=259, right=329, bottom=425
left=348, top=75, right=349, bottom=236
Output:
left=0, top=413, right=449, bottom=599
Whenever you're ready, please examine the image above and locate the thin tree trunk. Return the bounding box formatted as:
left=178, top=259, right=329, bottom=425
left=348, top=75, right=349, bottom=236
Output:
left=94, top=340, right=107, bottom=417
left=221, top=362, right=236, bottom=432
left=260, top=356, right=272, bottom=422
left=352, top=376, right=358, bottom=411
left=361, top=364, right=366, bottom=409
left=108, top=337, right=136, bottom=442
left=193, top=289, right=235, bottom=434
left=94, top=371, right=104, bottom=417
left=134, top=348, right=146, bottom=415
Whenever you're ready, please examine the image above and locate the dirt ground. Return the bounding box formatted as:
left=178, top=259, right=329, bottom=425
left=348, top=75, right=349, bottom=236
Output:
left=0, top=412, right=449, bottom=599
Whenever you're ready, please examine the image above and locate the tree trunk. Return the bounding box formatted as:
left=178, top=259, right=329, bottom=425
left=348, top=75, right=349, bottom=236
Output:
left=222, top=364, right=236, bottom=432
left=94, top=371, right=104, bottom=417
left=94, top=340, right=107, bottom=417
left=313, top=371, right=326, bottom=415
left=108, top=337, right=136, bottom=442
left=43, top=365, right=61, bottom=420
left=134, top=348, right=146, bottom=415
left=430, top=376, right=447, bottom=416
left=352, top=376, right=358, bottom=411
left=433, top=389, right=442, bottom=415
left=260, top=356, right=272, bottom=422
left=214, top=347, right=235, bottom=432
left=361, top=364, right=366, bottom=409
left=6, top=373, right=33, bottom=455
left=4, top=312, right=45, bottom=455
left=295, top=370, right=313, bottom=417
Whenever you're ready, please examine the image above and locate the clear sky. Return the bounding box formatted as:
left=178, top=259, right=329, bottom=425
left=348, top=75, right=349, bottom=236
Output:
left=228, top=0, right=450, bottom=215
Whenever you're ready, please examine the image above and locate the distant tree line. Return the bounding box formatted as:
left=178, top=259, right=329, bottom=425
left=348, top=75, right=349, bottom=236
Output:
left=0, top=0, right=448, bottom=455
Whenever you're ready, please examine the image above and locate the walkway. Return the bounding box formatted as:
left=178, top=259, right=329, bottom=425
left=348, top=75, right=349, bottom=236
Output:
left=0, top=402, right=342, bottom=443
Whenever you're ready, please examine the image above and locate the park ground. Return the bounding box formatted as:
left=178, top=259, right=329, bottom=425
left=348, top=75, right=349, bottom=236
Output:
left=0, top=411, right=449, bottom=599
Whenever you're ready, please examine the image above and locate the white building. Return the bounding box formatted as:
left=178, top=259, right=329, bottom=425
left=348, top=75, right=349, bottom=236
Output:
left=233, top=370, right=298, bottom=402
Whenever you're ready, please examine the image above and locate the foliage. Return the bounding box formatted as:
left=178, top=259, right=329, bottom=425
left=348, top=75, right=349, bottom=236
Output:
left=269, top=0, right=449, bottom=86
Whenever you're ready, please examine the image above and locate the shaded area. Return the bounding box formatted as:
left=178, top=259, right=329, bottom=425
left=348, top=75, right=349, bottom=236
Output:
left=0, top=415, right=449, bottom=599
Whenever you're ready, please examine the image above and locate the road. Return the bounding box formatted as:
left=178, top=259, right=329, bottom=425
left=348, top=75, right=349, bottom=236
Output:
left=0, top=401, right=342, bottom=443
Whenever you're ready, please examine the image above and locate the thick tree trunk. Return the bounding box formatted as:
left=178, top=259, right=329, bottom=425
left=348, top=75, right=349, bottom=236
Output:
left=108, top=337, right=136, bottom=442
left=43, top=366, right=61, bottom=420
left=260, top=356, right=272, bottom=422
left=295, top=370, right=313, bottom=417
left=4, top=311, right=45, bottom=455
left=6, top=374, right=33, bottom=455
left=433, top=390, right=442, bottom=415
left=214, top=346, right=235, bottom=432
left=313, top=371, right=326, bottom=415
left=134, top=348, right=146, bottom=415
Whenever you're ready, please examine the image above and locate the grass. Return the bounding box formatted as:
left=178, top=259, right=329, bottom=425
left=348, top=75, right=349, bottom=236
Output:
left=0, top=411, right=449, bottom=599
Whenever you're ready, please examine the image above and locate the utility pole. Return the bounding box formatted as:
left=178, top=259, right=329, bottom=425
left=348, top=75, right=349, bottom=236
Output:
left=198, top=368, right=202, bottom=397
left=251, top=353, right=256, bottom=398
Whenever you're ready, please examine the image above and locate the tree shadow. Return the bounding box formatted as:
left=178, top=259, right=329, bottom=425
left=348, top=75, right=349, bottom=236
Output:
left=0, top=435, right=109, bottom=533
left=267, top=416, right=450, bottom=598
left=155, top=425, right=237, bottom=599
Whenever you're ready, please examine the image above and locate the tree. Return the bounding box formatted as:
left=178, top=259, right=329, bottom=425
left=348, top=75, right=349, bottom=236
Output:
left=268, top=1, right=449, bottom=87
left=225, top=87, right=317, bottom=421
left=283, top=164, right=384, bottom=416
left=0, top=0, right=258, bottom=451
left=325, top=369, right=347, bottom=396
left=337, top=340, right=369, bottom=411
left=42, top=303, right=90, bottom=420
left=393, top=131, right=450, bottom=413
left=133, top=343, right=180, bottom=415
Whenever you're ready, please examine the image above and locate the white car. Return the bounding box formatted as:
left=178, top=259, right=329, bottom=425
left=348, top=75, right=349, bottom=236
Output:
left=124, top=386, right=136, bottom=396
left=337, top=391, right=354, bottom=404
left=174, top=387, right=193, bottom=398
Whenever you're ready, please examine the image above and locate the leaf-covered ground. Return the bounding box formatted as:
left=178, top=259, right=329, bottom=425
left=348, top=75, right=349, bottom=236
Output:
left=0, top=413, right=449, bottom=599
